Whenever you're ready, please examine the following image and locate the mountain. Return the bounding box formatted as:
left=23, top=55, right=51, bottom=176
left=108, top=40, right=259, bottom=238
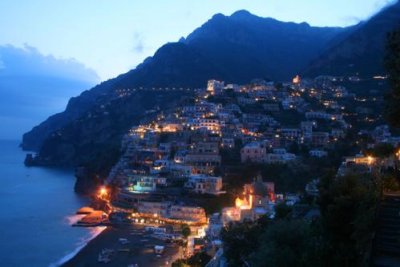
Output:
left=304, top=1, right=400, bottom=77
left=22, top=11, right=346, bottom=152
left=184, top=10, right=345, bottom=81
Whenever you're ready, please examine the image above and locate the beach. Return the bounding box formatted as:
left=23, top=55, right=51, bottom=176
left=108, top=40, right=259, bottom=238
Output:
left=0, top=140, right=98, bottom=267
left=62, top=225, right=181, bottom=267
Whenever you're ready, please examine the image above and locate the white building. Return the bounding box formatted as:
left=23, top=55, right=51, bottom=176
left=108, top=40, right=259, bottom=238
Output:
left=169, top=205, right=207, bottom=224
left=241, top=142, right=266, bottom=163
left=185, top=174, right=224, bottom=195
left=264, top=149, right=296, bottom=164
left=207, top=80, right=225, bottom=95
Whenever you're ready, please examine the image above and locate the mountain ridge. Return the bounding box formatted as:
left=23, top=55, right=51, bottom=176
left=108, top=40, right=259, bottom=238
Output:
left=303, top=1, right=400, bottom=77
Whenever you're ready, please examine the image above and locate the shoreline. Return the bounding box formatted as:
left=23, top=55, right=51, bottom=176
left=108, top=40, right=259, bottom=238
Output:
left=50, top=226, right=107, bottom=267
left=61, top=225, right=180, bottom=267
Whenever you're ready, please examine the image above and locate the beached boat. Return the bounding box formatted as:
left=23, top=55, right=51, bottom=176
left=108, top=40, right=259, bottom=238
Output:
left=76, top=206, right=94, bottom=214
left=73, top=210, right=107, bottom=227
left=154, top=245, right=164, bottom=254
left=98, top=248, right=114, bottom=263
left=119, top=238, right=130, bottom=245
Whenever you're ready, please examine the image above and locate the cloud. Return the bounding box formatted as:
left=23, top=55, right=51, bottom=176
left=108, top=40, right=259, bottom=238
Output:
left=0, top=44, right=100, bottom=139
left=0, top=44, right=99, bottom=83
left=132, top=32, right=145, bottom=54
left=342, top=15, right=363, bottom=25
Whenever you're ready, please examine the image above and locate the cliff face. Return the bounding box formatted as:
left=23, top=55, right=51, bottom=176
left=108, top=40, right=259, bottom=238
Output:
left=31, top=89, right=191, bottom=167
left=26, top=88, right=192, bottom=193
left=74, top=166, right=100, bottom=195
left=22, top=79, right=118, bottom=151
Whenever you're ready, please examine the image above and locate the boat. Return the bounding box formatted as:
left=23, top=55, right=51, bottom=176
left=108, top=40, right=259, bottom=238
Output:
left=154, top=245, right=165, bottom=254
left=76, top=206, right=94, bottom=214
left=98, top=248, right=114, bottom=263
left=73, top=210, right=107, bottom=227
left=119, top=238, right=130, bottom=245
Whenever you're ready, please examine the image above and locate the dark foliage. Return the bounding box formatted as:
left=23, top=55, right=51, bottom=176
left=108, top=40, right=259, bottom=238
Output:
left=305, top=1, right=400, bottom=78
left=222, top=174, right=379, bottom=267
left=385, top=27, right=400, bottom=127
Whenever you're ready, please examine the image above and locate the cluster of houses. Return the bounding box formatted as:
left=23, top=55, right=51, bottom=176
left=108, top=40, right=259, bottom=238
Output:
left=336, top=125, right=400, bottom=178
left=104, top=76, right=374, bottom=226
left=99, top=75, right=400, bottom=264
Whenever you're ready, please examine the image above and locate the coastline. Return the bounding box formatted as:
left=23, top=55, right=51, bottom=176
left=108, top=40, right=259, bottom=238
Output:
left=0, top=140, right=100, bottom=267
left=50, top=226, right=107, bottom=267
left=61, top=225, right=180, bottom=267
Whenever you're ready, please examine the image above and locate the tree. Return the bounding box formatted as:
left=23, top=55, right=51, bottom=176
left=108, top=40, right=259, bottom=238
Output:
left=385, top=27, right=400, bottom=127
left=318, top=174, right=378, bottom=266
left=171, top=259, right=190, bottom=267
left=382, top=173, right=400, bottom=192
left=172, top=252, right=212, bottom=267
left=365, top=143, right=394, bottom=159
left=274, top=202, right=292, bottom=219
left=221, top=219, right=269, bottom=266
left=181, top=224, right=191, bottom=239
left=187, top=252, right=212, bottom=267
left=250, top=219, right=322, bottom=267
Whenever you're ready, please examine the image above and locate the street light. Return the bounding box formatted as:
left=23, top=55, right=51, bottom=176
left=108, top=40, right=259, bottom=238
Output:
left=99, top=186, right=107, bottom=196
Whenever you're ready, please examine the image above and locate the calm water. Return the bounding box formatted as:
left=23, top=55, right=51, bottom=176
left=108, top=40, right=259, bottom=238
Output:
left=0, top=140, right=103, bottom=267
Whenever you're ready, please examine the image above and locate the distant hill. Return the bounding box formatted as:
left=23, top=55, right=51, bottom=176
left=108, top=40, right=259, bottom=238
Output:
left=303, top=1, right=400, bottom=78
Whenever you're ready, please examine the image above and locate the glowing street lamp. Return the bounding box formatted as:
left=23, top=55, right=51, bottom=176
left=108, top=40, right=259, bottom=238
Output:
left=99, top=187, right=107, bottom=196
left=98, top=186, right=108, bottom=200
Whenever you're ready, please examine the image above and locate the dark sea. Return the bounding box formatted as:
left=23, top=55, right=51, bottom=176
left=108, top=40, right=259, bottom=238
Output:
left=0, top=140, right=105, bottom=267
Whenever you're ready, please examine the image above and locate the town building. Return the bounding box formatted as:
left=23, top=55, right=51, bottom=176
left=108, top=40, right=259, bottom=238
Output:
left=241, top=142, right=266, bottom=163
left=185, top=174, right=224, bottom=195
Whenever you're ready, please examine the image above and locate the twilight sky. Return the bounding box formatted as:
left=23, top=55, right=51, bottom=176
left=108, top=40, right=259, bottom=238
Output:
left=0, top=0, right=396, bottom=81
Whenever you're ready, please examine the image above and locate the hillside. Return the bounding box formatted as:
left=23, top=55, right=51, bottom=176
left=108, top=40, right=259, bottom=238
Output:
left=304, top=1, right=400, bottom=77
left=22, top=3, right=400, bottom=174
left=22, top=11, right=345, bottom=151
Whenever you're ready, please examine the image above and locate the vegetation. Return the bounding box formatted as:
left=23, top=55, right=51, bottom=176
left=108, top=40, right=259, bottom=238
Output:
left=382, top=174, right=400, bottom=192
left=385, top=27, right=400, bottom=127
left=274, top=202, right=293, bottom=219
left=250, top=219, right=322, bottom=267
left=364, top=143, right=395, bottom=158
left=221, top=174, right=379, bottom=267
left=318, top=174, right=378, bottom=266
left=172, top=252, right=211, bottom=267
left=221, top=218, right=270, bottom=266
left=181, top=224, right=191, bottom=239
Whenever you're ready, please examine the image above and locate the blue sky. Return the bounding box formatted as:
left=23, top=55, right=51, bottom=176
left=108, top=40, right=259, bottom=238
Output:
left=0, top=0, right=396, bottom=81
